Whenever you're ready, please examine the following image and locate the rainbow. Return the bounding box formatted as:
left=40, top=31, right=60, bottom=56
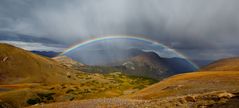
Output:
left=61, top=35, right=199, bottom=69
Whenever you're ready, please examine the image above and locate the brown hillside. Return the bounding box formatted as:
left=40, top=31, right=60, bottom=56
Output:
left=128, top=71, right=239, bottom=99
left=0, top=43, right=77, bottom=84
left=201, top=57, right=239, bottom=71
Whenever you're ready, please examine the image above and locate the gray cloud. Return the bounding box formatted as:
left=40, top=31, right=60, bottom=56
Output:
left=0, top=0, right=239, bottom=63
left=0, top=40, right=64, bottom=51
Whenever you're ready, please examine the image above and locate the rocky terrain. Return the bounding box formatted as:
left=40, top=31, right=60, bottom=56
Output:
left=28, top=91, right=239, bottom=108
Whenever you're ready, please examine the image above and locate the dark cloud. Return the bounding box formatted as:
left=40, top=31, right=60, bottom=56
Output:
left=0, top=0, right=239, bottom=64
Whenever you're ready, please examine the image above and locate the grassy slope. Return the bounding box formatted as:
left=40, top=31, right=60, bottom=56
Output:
left=201, top=57, right=239, bottom=71
left=0, top=43, right=78, bottom=84
left=28, top=71, right=239, bottom=108
left=0, top=72, right=156, bottom=107
left=128, top=71, right=239, bottom=99
left=0, top=44, right=156, bottom=107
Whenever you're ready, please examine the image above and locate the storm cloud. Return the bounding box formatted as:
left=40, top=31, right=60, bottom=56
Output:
left=0, top=0, right=239, bottom=65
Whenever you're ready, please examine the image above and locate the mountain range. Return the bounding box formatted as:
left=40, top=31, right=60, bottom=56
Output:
left=74, top=51, right=197, bottom=80
left=31, top=51, right=60, bottom=58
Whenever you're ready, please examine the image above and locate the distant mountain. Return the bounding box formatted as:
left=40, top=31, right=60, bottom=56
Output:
left=77, top=52, right=197, bottom=80
left=66, top=48, right=145, bottom=66
left=161, top=57, right=198, bottom=73
left=31, top=51, right=60, bottom=58
left=120, top=52, right=197, bottom=79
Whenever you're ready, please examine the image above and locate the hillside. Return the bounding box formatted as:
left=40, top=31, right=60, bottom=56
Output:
left=128, top=71, right=239, bottom=99
left=201, top=57, right=239, bottom=71
left=0, top=43, right=77, bottom=84
left=0, top=72, right=156, bottom=108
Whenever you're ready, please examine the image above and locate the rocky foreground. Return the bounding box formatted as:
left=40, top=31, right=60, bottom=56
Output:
left=28, top=91, right=239, bottom=108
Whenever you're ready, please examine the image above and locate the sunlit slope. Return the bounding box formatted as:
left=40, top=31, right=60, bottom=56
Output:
left=28, top=71, right=239, bottom=108
left=128, top=71, right=239, bottom=99
left=0, top=43, right=76, bottom=84
left=0, top=72, right=156, bottom=108
left=129, top=57, right=239, bottom=99
left=201, top=57, right=239, bottom=71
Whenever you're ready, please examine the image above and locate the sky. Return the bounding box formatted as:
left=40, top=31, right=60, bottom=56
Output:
left=0, top=0, right=239, bottom=66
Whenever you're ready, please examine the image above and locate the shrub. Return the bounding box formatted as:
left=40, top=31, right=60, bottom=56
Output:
left=27, top=98, right=40, bottom=105
left=66, top=89, right=74, bottom=93
left=37, top=92, right=55, bottom=102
